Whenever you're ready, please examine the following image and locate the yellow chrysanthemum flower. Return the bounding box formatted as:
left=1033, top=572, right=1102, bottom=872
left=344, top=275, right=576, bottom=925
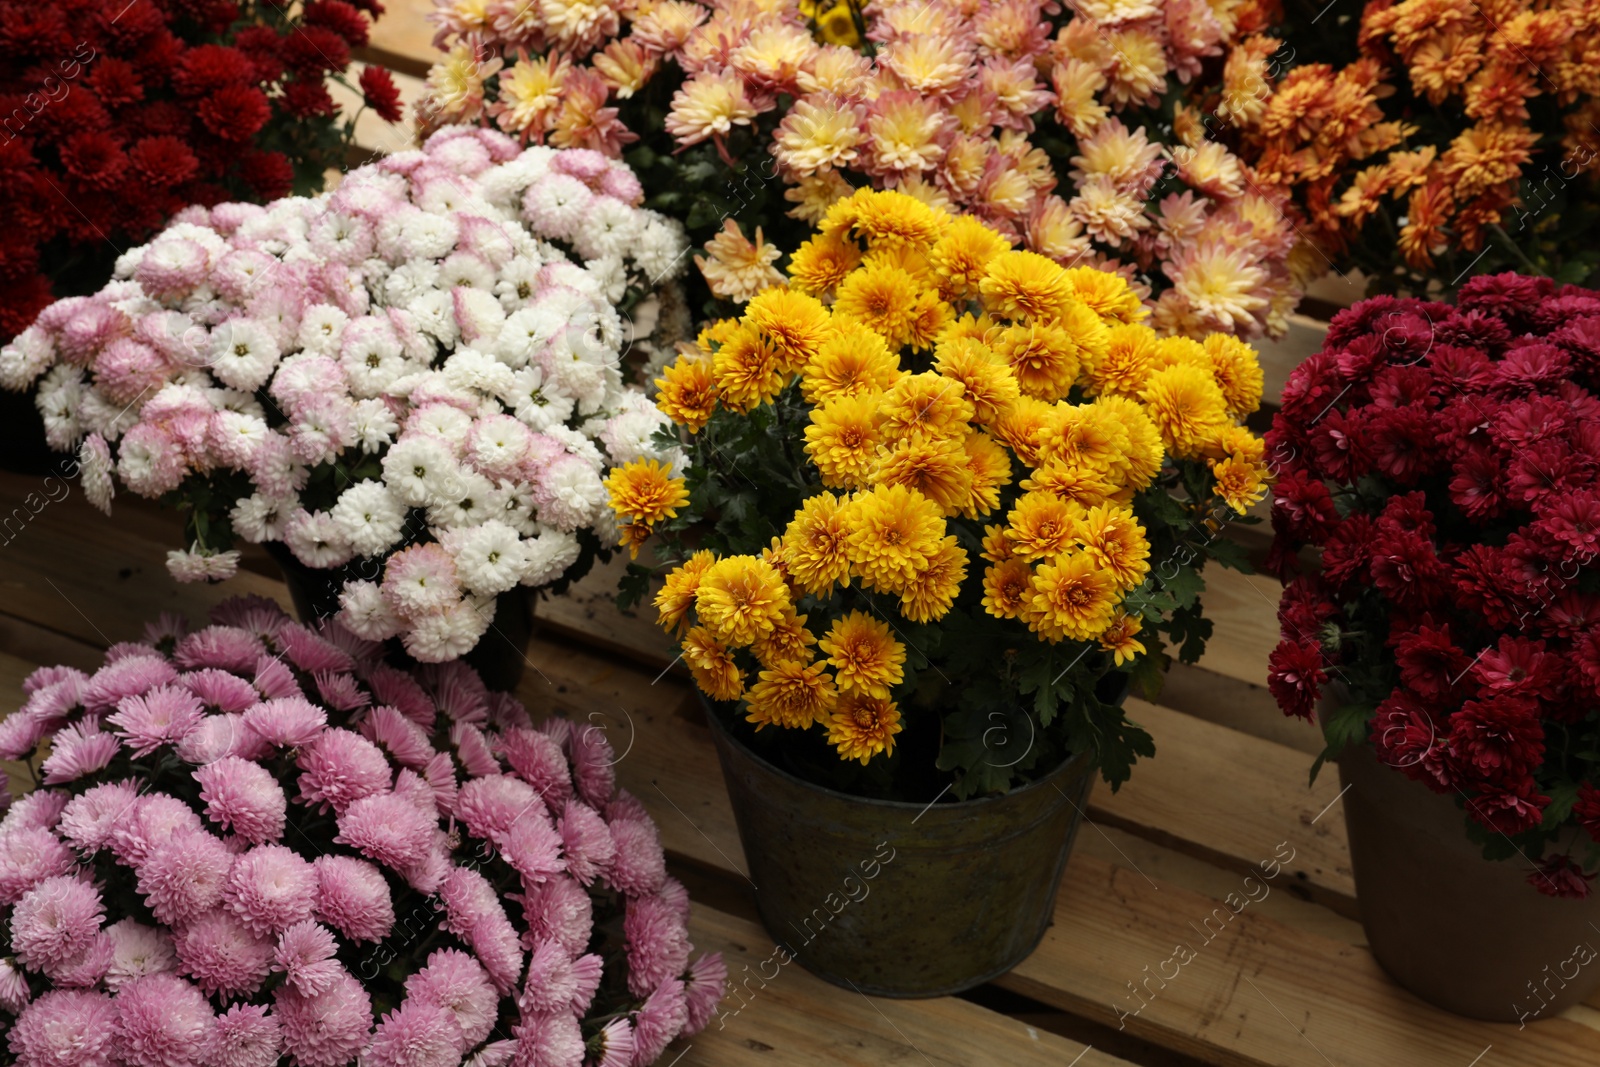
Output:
left=787, top=233, right=863, bottom=296
left=1061, top=266, right=1146, bottom=325
left=872, top=433, right=974, bottom=517
left=851, top=188, right=950, bottom=248
left=694, top=318, right=743, bottom=356
left=1081, top=323, right=1157, bottom=398
left=683, top=625, right=744, bottom=701
left=827, top=691, right=904, bottom=764
left=930, top=215, right=1013, bottom=299
left=752, top=605, right=819, bottom=667
left=655, top=549, right=715, bottom=635
left=933, top=337, right=1021, bottom=425
left=1098, top=610, right=1147, bottom=666
left=744, top=288, right=831, bottom=372
left=801, top=321, right=902, bottom=404
left=960, top=432, right=1013, bottom=519
left=1005, top=491, right=1084, bottom=562
left=938, top=311, right=997, bottom=348
left=1211, top=456, right=1269, bottom=513
left=990, top=321, right=1081, bottom=403
left=712, top=326, right=785, bottom=412
left=783, top=492, right=853, bottom=596
left=880, top=371, right=975, bottom=441
left=1091, top=394, right=1165, bottom=488
left=862, top=241, right=934, bottom=284
left=1213, top=424, right=1266, bottom=464
left=746, top=658, right=838, bottom=730
left=905, top=289, right=956, bottom=351
left=805, top=391, right=884, bottom=488
left=1202, top=334, right=1265, bottom=419
left=819, top=610, right=906, bottom=698
left=1042, top=403, right=1134, bottom=479
left=979, top=250, right=1076, bottom=322
left=898, top=535, right=968, bottom=623
left=655, top=355, right=719, bottom=432
left=1026, top=552, right=1121, bottom=642
left=604, top=459, right=689, bottom=541
left=981, top=523, right=1014, bottom=562
left=1019, top=462, right=1117, bottom=511
left=982, top=557, right=1035, bottom=619
left=842, top=482, right=946, bottom=592
left=1140, top=364, right=1231, bottom=459
left=834, top=262, right=922, bottom=350
left=1152, top=336, right=1210, bottom=371
left=694, top=555, right=792, bottom=647
left=1077, top=504, right=1150, bottom=591
left=989, top=395, right=1059, bottom=468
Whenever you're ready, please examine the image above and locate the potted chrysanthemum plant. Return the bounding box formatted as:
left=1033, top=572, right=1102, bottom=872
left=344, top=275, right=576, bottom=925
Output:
left=0, top=596, right=724, bottom=1067
left=1266, top=273, right=1600, bottom=1021
left=0, top=125, right=693, bottom=689
left=602, top=189, right=1271, bottom=995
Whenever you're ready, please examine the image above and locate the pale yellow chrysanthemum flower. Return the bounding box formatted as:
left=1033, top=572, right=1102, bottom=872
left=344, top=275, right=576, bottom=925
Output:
left=696, top=220, right=785, bottom=303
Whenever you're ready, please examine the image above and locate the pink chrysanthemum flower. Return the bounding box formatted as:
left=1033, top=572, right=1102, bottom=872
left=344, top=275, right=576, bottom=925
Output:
left=112, top=973, right=214, bottom=1067
left=274, top=968, right=372, bottom=1067
left=501, top=812, right=565, bottom=885
left=180, top=668, right=260, bottom=713
left=333, top=792, right=435, bottom=871
left=171, top=910, right=274, bottom=999
left=40, top=720, right=120, bottom=785
left=520, top=874, right=595, bottom=958
left=0, top=956, right=29, bottom=1013
left=500, top=727, right=573, bottom=806
left=365, top=664, right=436, bottom=726
left=194, top=756, right=287, bottom=844
left=607, top=817, right=667, bottom=897
left=438, top=866, right=503, bottom=939
left=623, top=892, right=691, bottom=998
left=177, top=712, right=270, bottom=764
left=297, top=728, right=395, bottom=814
left=520, top=939, right=581, bottom=1015
left=0, top=709, right=51, bottom=763
left=365, top=998, right=465, bottom=1067
left=136, top=830, right=233, bottom=927
left=278, top=623, right=356, bottom=674
left=3, top=790, right=69, bottom=834
left=273, top=920, right=341, bottom=997
left=314, top=671, right=370, bottom=713
left=208, top=1003, right=282, bottom=1067
left=362, top=705, right=436, bottom=769
left=23, top=665, right=87, bottom=697
left=43, top=930, right=113, bottom=988
left=656, top=877, right=691, bottom=925
left=223, top=843, right=320, bottom=937
left=109, top=685, right=205, bottom=757
left=456, top=774, right=547, bottom=844
left=381, top=543, right=462, bottom=618
left=104, top=919, right=176, bottom=992
left=243, top=696, right=328, bottom=748
left=558, top=801, right=616, bottom=886
left=682, top=952, right=727, bottom=1035
left=565, top=722, right=617, bottom=808
left=209, top=595, right=291, bottom=642
left=510, top=1010, right=585, bottom=1067
left=404, top=948, right=499, bottom=1049
left=82, top=655, right=176, bottom=713
left=451, top=722, right=501, bottom=777
left=11, top=876, right=105, bottom=970
left=423, top=752, right=459, bottom=815
left=422, top=661, right=489, bottom=724
left=633, top=977, right=689, bottom=1065
left=313, top=855, right=395, bottom=943
left=141, top=611, right=188, bottom=647
left=253, top=655, right=303, bottom=700
left=8, top=989, right=118, bottom=1067
left=173, top=626, right=266, bottom=673
left=110, top=794, right=204, bottom=867
left=593, top=1016, right=636, bottom=1067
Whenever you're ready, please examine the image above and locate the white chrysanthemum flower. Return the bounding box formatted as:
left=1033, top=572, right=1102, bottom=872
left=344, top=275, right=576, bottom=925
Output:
left=521, top=173, right=593, bottom=240
left=230, top=493, right=295, bottom=543
left=438, top=251, right=497, bottom=291
left=331, top=480, right=408, bottom=557
left=206, top=319, right=280, bottom=392
left=0, top=327, right=57, bottom=390
left=500, top=366, right=575, bottom=430
left=538, top=461, right=605, bottom=531
left=443, top=349, right=516, bottom=397
left=166, top=546, right=240, bottom=583
left=79, top=434, right=115, bottom=515
left=632, top=217, right=690, bottom=284
left=410, top=289, right=461, bottom=346
left=574, top=198, right=643, bottom=261
left=382, top=434, right=460, bottom=507
left=284, top=508, right=355, bottom=569
left=36, top=365, right=85, bottom=451
left=427, top=469, right=497, bottom=529
left=412, top=403, right=474, bottom=444
left=449, top=520, right=528, bottom=596
left=491, top=480, right=538, bottom=536
left=210, top=410, right=271, bottom=467
left=339, top=580, right=405, bottom=640
left=341, top=328, right=408, bottom=398
left=352, top=398, right=400, bottom=453
left=384, top=261, right=442, bottom=308
left=454, top=288, right=508, bottom=344
left=522, top=527, right=582, bottom=586
left=402, top=598, right=492, bottom=663
left=404, top=211, right=461, bottom=260
left=297, top=304, right=350, bottom=356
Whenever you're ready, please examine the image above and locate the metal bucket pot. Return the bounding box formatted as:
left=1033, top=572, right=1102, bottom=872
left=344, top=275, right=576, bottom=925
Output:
left=705, top=705, right=1096, bottom=997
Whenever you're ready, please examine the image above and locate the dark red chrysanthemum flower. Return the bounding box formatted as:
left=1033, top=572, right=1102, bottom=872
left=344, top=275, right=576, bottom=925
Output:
left=281, top=79, right=339, bottom=119
left=1366, top=406, right=1438, bottom=485
left=281, top=25, right=352, bottom=76
left=1575, top=784, right=1600, bottom=840
left=198, top=84, right=272, bottom=142
left=0, top=271, right=54, bottom=337
left=127, top=135, right=200, bottom=188
left=1464, top=784, right=1548, bottom=836
left=359, top=64, right=403, bottom=124
left=1369, top=690, right=1452, bottom=790
left=85, top=57, right=145, bottom=108
left=1536, top=490, right=1600, bottom=554
left=233, top=25, right=286, bottom=83
left=1528, top=855, right=1593, bottom=899
left=1447, top=447, right=1506, bottom=520
left=1393, top=622, right=1467, bottom=702
left=304, top=0, right=372, bottom=46
left=1267, top=638, right=1326, bottom=721
left=1448, top=695, right=1544, bottom=783
left=237, top=148, right=294, bottom=199
left=58, top=130, right=128, bottom=190
left=172, top=43, right=253, bottom=97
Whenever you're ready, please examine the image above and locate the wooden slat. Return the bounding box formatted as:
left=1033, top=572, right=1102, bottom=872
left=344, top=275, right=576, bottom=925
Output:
left=358, top=0, right=439, bottom=80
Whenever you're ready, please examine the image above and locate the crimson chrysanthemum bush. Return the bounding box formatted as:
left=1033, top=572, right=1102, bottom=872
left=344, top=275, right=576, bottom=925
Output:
left=0, top=596, right=724, bottom=1067
left=0, top=0, right=404, bottom=339
left=1265, top=272, right=1600, bottom=898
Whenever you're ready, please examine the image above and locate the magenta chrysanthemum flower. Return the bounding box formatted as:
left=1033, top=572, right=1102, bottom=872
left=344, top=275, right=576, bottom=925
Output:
left=558, top=801, right=615, bottom=886
left=623, top=892, right=690, bottom=998
left=243, top=696, right=328, bottom=748
left=58, top=782, right=141, bottom=855
left=225, top=844, right=319, bottom=936
left=632, top=978, right=688, bottom=1065
left=171, top=910, right=274, bottom=999
left=607, top=817, right=667, bottom=898
left=180, top=669, right=260, bottom=713
left=109, top=685, right=205, bottom=757
left=136, top=830, right=234, bottom=927
left=195, top=756, right=287, bottom=844
left=510, top=1010, right=584, bottom=1067
left=207, top=1003, right=282, bottom=1067
left=0, top=828, right=78, bottom=904
left=403, top=948, right=499, bottom=1049
left=313, top=855, right=395, bottom=943
left=104, top=919, right=176, bottom=991
left=333, top=792, right=435, bottom=871
left=500, top=727, right=573, bottom=806
left=520, top=875, right=594, bottom=958
left=112, top=973, right=214, bottom=1067
left=367, top=663, right=436, bottom=726
left=173, top=626, right=266, bottom=672
left=110, top=794, right=204, bottom=867
left=362, top=705, right=435, bottom=768
left=8, top=989, right=118, bottom=1067
left=297, top=728, right=394, bottom=814
left=455, top=774, right=546, bottom=843
left=81, top=655, right=177, bottom=713
left=273, top=921, right=341, bottom=996
left=274, top=968, right=372, bottom=1067
left=11, top=876, right=105, bottom=970
left=365, top=998, right=465, bottom=1067
left=40, top=721, right=120, bottom=785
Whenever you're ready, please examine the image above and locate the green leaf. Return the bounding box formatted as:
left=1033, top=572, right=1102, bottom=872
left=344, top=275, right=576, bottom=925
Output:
left=1203, top=536, right=1256, bottom=573
left=1166, top=602, right=1213, bottom=663
left=1160, top=566, right=1206, bottom=611
left=1544, top=780, right=1580, bottom=830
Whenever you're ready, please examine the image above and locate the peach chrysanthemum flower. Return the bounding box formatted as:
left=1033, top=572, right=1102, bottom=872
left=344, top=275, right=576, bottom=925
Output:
left=491, top=54, right=571, bottom=136
left=1164, top=240, right=1270, bottom=336
left=772, top=96, right=867, bottom=174
left=630, top=0, right=709, bottom=53
left=1069, top=176, right=1150, bottom=246
left=784, top=172, right=854, bottom=223
left=1103, top=28, right=1169, bottom=108
left=862, top=91, right=949, bottom=177
left=536, top=0, right=620, bottom=53
left=423, top=43, right=502, bottom=123
left=593, top=40, right=660, bottom=99
left=696, top=220, right=785, bottom=303
left=880, top=35, right=975, bottom=99
left=1052, top=57, right=1110, bottom=138
left=1070, top=118, right=1165, bottom=191
left=665, top=68, right=765, bottom=150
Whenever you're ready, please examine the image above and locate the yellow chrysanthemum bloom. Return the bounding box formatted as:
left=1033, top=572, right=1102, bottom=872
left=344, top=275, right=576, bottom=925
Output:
left=752, top=605, right=819, bottom=667
left=981, top=523, right=1014, bottom=562
left=1005, top=490, right=1084, bottom=562
left=905, top=289, right=956, bottom=351
left=1140, top=363, right=1231, bottom=459
left=850, top=187, right=950, bottom=248
left=801, top=321, right=902, bottom=404
left=834, top=262, right=922, bottom=350
left=1213, top=424, right=1267, bottom=464
left=805, top=391, right=884, bottom=487
left=880, top=371, right=974, bottom=441
left=939, top=311, right=997, bottom=348
left=603, top=460, right=690, bottom=546
left=744, top=288, right=831, bottom=372
left=991, top=314, right=1101, bottom=402
left=712, top=326, right=785, bottom=412
left=842, top=483, right=946, bottom=592
left=862, top=241, right=934, bottom=284
left=898, top=535, right=968, bottom=623
left=872, top=433, right=974, bottom=517
left=1081, top=323, right=1157, bottom=398
left=1061, top=266, right=1146, bottom=325
left=1152, top=335, right=1210, bottom=371
left=683, top=625, right=744, bottom=701
left=819, top=610, right=906, bottom=698
left=1203, top=334, right=1266, bottom=419
left=1098, top=610, right=1147, bottom=666
left=655, top=549, right=715, bottom=635
left=1091, top=394, right=1165, bottom=488
left=1026, top=553, right=1120, bottom=642
left=783, top=492, right=853, bottom=597
left=1043, top=403, right=1134, bottom=479
left=930, top=215, right=1013, bottom=300
left=979, top=250, right=1077, bottom=323
left=1019, top=462, right=1117, bottom=511
left=827, top=691, right=904, bottom=764
left=746, top=658, right=838, bottom=730
left=655, top=355, right=719, bottom=432
left=694, top=555, right=791, bottom=647
left=787, top=232, right=864, bottom=296
left=1211, top=456, right=1270, bottom=513
left=960, top=432, right=1013, bottom=519
left=1077, top=504, right=1151, bottom=591
left=933, top=337, right=1020, bottom=425
left=989, top=395, right=1059, bottom=468
left=694, top=318, right=742, bottom=356
left=982, top=557, right=1035, bottom=619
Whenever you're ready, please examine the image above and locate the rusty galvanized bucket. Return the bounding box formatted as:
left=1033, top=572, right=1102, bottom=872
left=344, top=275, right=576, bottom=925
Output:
left=705, top=706, right=1097, bottom=997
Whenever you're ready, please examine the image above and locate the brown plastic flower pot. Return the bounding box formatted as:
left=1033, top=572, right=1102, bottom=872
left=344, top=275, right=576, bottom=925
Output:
left=1337, top=736, right=1600, bottom=1021
left=705, top=703, right=1097, bottom=997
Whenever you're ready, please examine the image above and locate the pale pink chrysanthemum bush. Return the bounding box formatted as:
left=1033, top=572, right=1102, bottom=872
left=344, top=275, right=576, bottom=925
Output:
left=0, top=596, right=725, bottom=1067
